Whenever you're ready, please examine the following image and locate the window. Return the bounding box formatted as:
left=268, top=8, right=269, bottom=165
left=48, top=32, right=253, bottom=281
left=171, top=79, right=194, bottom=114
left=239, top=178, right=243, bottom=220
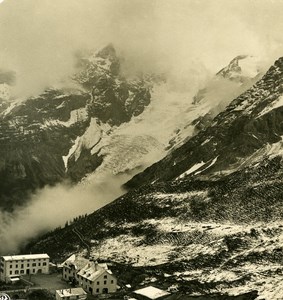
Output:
left=15, top=265, right=18, bottom=268
left=38, top=263, right=41, bottom=266
left=27, top=264, right=30, bottom=267
left=104, top=275, right=107, bottom=279
left=20, top=270, right=24, bottom=274
left=10, top=271, right=12, bottom=275
left=15, top=270, right=19, bottom=274
left=97, top=281, right=100, bottom=285
left=111, top=280, right=114, bottom=284
left=104, top=281, right=107, bottom=285
left=33, top=269, right=35, bottom=273
left=96, top=289, right=99, bottom=293
left=21, top=264, right=24, bottom=268
left=43, top=262, right=46, bottom=266
left=10, top=265, right=12, bottom=268
left=32, top=263, right=36, bottom=267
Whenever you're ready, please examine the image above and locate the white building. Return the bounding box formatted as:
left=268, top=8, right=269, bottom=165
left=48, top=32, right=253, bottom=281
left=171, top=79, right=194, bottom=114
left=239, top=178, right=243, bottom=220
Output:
left=56, top=287, right=87, bottom=300
left=0, top=254, right=49, bottom=282
left=62, top=255, right=117, bottom=296
left=77, top=261, right=117, bottom=295
left=62, top=254, right=88, bottom=282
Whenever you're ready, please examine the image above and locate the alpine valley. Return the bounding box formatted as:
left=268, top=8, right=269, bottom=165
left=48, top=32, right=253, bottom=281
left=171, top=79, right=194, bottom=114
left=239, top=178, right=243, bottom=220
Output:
left=2, top=46, right=283, bottom=299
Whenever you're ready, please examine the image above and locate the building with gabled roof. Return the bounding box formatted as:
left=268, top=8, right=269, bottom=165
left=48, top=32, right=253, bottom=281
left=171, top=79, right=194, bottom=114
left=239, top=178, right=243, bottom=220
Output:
left=61, top=255, right=117, bottom=296
left=62, top=254, right=88, bottom=283
left=76, top=261, right=117, bottom=295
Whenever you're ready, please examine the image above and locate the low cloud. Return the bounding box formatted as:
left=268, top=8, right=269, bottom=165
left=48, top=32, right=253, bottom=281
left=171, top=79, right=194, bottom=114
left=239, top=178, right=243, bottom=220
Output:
left=0, top=174, right=127, bottom=254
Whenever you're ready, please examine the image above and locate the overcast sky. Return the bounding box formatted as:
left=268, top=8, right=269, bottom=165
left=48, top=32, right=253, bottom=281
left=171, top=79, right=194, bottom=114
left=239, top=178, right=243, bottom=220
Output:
left=0, top=0, right=283, bottom=96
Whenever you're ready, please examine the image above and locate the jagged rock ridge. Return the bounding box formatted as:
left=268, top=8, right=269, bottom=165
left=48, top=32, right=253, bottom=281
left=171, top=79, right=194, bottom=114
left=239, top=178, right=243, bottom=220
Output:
left=126, top=57, right=283, bottom=188
left=0, top=45, right=153, bottom=209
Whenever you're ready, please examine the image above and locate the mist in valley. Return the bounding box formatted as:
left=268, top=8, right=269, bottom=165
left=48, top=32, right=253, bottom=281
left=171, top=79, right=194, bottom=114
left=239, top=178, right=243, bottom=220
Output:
left=0, top=173, right=130, bottom=255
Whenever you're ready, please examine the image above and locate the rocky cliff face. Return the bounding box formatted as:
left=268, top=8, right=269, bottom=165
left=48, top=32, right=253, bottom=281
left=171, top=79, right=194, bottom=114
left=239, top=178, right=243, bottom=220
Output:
left=0, top=45, right=153, bottom=209
left=167, top=55, right=262, bottom=150
left=126, top=57, right=283, bottom=188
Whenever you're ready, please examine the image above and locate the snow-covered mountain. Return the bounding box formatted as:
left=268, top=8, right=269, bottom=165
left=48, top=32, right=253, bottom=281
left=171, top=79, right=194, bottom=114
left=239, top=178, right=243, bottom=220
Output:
left=126, top=56, right=283, bottom=187
left=25, top=56, right=283, bottom=299
left=0, top=47, right=263, bottom=210
left=168, top=55, right=263, bottom=150
left=0, top=45, right=155, bottom=209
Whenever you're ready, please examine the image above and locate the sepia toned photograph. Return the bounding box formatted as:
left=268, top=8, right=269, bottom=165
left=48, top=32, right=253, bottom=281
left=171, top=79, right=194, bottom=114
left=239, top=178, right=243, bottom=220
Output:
left=0, top=0, right=282, bottom=299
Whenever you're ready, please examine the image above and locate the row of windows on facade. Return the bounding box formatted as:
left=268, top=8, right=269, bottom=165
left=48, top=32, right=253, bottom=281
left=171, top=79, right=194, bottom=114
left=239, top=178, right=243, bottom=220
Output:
left=83, top=285, right=110, bottom=294
left=0, top=261, right=47, bottom=268
left=4, top=258, right=47, bottom=263
left=80, top=278, right=114, bottom=286
left=9, top=262, right=47, bottom=268
left=9, top=269, right=39, bottom=275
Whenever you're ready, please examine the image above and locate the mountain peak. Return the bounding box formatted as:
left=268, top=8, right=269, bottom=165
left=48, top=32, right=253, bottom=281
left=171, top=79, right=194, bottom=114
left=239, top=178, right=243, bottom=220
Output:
left=96, top=43, right=117, bottom=60
left=217, top=55, right=261, bottom=82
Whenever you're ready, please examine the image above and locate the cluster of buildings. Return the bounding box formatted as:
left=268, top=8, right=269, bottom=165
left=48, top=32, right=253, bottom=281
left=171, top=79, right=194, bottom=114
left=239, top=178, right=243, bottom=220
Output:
left=0, top=253, right=173, bottom=300
left=0, top=253, right=117, bottom=299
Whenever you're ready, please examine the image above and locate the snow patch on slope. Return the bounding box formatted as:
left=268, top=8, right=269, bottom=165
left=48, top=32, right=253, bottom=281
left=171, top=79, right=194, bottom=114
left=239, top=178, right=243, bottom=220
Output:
left=265, top=136, right=283, bottom=158
left=74, top=118, right=103, bottom=161
left=177, top=161, right=206, bottom=179
left=195, top=156, right=218, bottom=175
left=2, top=98, right=25, bottom=116
left=90, top=234, right=175, bottom=266
left=43, top=107, right=88, bottom=128
left=62, top=136, right=80, bottom=170
left=258, top=95, right=283, bottom=117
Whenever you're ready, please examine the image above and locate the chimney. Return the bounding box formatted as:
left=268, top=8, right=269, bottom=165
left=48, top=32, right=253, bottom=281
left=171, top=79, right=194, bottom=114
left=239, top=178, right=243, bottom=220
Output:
left=94, top=261, right=98, bottom=271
